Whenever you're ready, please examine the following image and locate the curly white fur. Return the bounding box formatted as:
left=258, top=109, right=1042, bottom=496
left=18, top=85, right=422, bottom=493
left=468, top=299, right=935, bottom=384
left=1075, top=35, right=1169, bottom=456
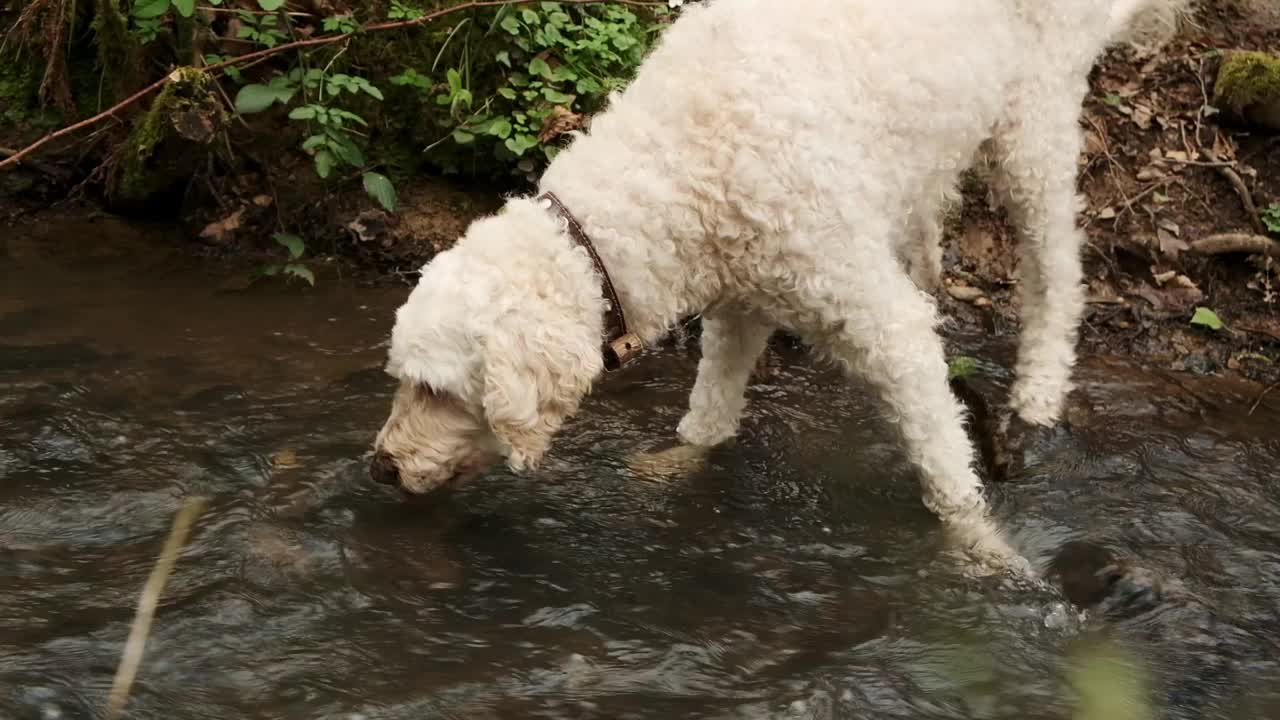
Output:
left=374, top=0, right=1187, bottom=552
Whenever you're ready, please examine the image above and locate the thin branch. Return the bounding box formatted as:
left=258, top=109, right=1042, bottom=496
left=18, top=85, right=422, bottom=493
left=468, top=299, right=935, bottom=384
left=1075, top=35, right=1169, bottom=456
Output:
left=105, top=497, right=207, bottom=720
left=0, top=0, right=664, bottom=172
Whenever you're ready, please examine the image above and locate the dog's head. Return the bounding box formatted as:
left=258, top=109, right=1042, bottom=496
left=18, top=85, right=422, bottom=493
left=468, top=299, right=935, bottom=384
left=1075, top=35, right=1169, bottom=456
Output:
left=370, top=200, right=605, bottom=494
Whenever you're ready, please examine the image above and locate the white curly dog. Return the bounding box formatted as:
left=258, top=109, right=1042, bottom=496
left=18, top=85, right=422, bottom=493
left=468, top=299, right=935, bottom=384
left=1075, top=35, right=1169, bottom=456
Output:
left=371, top=0, right=1189, bottom=567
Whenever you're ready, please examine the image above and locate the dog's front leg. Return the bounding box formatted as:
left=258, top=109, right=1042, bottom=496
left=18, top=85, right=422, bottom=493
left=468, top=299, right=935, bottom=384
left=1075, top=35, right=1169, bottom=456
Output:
left=800, top=255, right=1032, bottom=576
left=677, top=308, right=774, bottom=448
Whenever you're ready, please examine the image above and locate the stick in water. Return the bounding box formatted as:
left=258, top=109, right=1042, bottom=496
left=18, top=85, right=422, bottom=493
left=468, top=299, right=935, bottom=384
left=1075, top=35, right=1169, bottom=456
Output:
left=105, top=496, right=207, bottom=720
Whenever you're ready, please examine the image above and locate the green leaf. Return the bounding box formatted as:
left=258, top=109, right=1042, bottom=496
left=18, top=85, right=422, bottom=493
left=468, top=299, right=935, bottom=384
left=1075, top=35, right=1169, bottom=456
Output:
left=500, top=15, right=521, bottom=34
left=498, top=87, right=518, bottom=100
left=314, top=149, right=334, bottom=179
left=447, top=68, right=462, bottom=92
left=256, top=0, right=284, bottom=10
left=486, top=117, right=513, bottom=138
left=273, top=232, right=306, bottom=259
left=171, top=0, right=195, bottom=17
left=452, top=129, right=476, bottom=144
left=520, top=8, right=538, bottom=24
left=528, top=57, right=553, bottom=79
left=288, top=106, right=318, bottom=120
left=132, top=0, right=170, bottom=19
left=495, top=51, right=511, bottom=68
left=542, top=87, right=573, bottom=104
left=234, top=84, right=285, bottom=114
left=362, top=172, right=397, bottom=212
left=283, top=263, right=316, bottom=286
left=359, top=82, right=384, bottom=101
left=1190, top=307, right=1224, bottom=331
left=947, top=356, right=980, bottom=381
left=301, top=134, right=326, bottom=151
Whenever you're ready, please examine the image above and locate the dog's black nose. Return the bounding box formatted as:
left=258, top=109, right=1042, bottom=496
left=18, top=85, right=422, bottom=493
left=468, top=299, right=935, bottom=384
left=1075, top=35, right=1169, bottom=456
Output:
left=370, top=450, right=399, bottom=486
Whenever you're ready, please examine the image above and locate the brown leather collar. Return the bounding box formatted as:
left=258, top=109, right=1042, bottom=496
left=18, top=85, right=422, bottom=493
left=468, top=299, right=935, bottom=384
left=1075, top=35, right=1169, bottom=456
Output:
left=538, top=191, right=642, bottom=370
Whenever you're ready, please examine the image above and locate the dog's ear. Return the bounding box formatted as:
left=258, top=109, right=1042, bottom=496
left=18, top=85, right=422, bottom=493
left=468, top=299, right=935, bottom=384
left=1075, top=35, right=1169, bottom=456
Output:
left=481, top=319, right=601, bottom=471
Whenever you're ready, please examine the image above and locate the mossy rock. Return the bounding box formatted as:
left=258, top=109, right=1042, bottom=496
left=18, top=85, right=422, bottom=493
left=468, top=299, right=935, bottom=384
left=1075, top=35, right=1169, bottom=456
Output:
left=1214, top=50, right=1280, bottom=131
left=110, top=67, right=224, bottom=210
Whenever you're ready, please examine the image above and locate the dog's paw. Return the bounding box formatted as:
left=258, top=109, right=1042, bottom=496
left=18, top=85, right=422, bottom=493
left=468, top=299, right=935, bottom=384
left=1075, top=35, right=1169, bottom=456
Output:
left=624, top=443, right=710, bottom=483
left=1008, top=380, right=1065, bottom=428
left=943, top=511, right=1038, bottom=581
left=675, top=413, right=737, bottom=448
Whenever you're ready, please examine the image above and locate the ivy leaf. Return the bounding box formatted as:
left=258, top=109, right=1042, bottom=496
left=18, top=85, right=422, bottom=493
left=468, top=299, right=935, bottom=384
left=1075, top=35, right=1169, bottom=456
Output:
left=486, top=117, right=513, bottom=138
left=132, top=0, right=170, bottom=19
left=235, top=84, right=286, bottom=114
left=528, top=57, right=553, bottom=79
left=257, top=0, right=284, bottom=10
left=542, top=87, right=574, bottom=104
left=362, top=172, right=398, bottom=212
left=283, top=263, right=316, bottom=286
left=170, top=0, right=195, bottom=17
left=498, top=87, right=517, bottom=100
left=452, top=129, right=476, bottom=144
left=273, top=232, right=306, bottom=260
left=1190, top=307, right=1224, bottom=331
left=495, top=51, right=511, bottom=68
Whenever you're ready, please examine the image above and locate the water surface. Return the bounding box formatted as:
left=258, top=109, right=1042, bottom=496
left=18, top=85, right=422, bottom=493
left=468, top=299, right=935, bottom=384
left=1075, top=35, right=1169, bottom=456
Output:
left=2, top=214, right=1279, bottom=719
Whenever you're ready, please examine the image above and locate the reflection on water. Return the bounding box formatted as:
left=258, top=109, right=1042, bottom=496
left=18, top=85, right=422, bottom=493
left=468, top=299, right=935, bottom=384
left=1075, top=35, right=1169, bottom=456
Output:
left=2, top=214, right=1280, bottom=719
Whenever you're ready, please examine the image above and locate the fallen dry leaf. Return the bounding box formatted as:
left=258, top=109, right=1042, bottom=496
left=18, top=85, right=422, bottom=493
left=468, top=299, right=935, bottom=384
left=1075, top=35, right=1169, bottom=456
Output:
left=1157, top=227, right=1189, bottom=258
left=1132, top=104, right=1153, bottom=129
left=946, top=283, right=986, bottom=302
left=538, top=105, right=585, bottom=144
left=253, top=194, right=274, bottom=207
left=199, top=208, right=245, bottom=243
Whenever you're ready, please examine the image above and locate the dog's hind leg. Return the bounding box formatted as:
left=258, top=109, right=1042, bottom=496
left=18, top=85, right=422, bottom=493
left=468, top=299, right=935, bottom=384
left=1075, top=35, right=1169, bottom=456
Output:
left=987, top=92, right=1088, bottom=426
left=677, top=308, right=774, bottom=448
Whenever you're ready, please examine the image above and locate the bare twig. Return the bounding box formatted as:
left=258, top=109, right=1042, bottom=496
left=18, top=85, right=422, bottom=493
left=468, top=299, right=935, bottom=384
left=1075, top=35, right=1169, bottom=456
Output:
left=0, top=145, right=65, bottom=177
left=105, top=497, right=207, bottom=720
left=1249, top=382, right=1278, bottom=416
left=0, top=0, right=664, bottom=172
left=1209, top=157, right=1267, bottom=234
left=1190, top=233, right=1280, bottom=260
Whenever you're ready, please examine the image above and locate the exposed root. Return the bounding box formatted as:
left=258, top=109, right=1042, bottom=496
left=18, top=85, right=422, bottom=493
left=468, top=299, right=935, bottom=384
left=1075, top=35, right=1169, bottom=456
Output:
left=1190, top=233, right=1280, bottom=260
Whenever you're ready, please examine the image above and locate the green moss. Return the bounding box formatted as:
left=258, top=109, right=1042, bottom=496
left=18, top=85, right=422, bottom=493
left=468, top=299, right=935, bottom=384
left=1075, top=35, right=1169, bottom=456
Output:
left=1214, top=50, right=1280, bottom=115
left=0, top=55, right=45, bottom=126
left=116, top=67, right=219, bottom=203
left=91, top=0, right=139, bottom=97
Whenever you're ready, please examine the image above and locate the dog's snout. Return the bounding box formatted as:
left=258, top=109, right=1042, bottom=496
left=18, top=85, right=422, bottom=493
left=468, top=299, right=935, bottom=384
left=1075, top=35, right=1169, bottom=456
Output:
left=370, top=450, right=400, bottom=485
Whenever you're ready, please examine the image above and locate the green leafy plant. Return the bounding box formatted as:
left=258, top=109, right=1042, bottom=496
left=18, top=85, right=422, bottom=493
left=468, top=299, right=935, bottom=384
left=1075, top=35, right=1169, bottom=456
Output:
left=1263, top=203, right=1280, bottom=236
left=235, top=62, right=395, bottom=210
left=236, top=11, right=289, bottom=49
left=259, top=233, right=316, bottom=285
left=401, top=1, right=672, bottom=178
